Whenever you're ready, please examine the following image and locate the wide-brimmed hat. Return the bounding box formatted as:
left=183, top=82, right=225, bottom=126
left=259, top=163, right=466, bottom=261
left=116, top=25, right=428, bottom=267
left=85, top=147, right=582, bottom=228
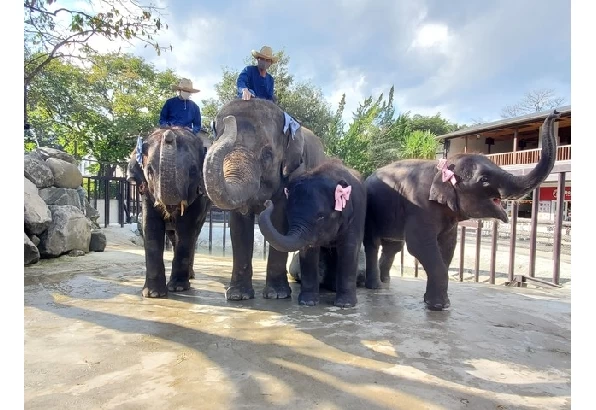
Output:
left=251, top=46, right=279, bottom=63
left=171, top=78, right=200, bottom=93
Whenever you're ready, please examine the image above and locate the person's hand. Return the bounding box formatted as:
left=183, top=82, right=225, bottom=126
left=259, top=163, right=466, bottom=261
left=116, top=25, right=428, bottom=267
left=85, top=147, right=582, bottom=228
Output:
left=242, top=88, right=252, bottom=100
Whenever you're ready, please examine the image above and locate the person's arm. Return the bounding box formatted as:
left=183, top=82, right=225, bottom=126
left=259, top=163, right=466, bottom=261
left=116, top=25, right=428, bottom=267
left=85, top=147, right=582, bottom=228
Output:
left=271, top=76, right=277, bottom=103
left=192, top=103, right=202, bottom=134
left=236, top=66, right=255, bottom=97
left=159, top=99, right=170, bottom=126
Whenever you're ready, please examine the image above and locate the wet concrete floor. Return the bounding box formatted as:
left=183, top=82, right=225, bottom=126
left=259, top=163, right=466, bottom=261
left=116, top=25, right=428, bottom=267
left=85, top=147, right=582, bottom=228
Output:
left=24, top=235, right=571, bottom=410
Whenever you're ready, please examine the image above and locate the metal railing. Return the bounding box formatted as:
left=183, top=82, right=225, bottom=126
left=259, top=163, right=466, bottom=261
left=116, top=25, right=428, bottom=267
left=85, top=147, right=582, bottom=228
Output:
left=486, top=145, right=571, bottom=166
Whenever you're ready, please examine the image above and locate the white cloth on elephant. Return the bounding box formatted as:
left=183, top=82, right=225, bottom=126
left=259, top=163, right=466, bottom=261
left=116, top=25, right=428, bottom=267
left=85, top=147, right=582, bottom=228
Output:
left=135, top=136, right=143, bottom=165
left=283, top=112, right=301, bottom=140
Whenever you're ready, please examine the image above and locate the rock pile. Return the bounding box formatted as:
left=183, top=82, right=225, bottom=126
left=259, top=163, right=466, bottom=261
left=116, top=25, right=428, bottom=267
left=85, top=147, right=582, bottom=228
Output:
left=24, top=147, right=106, bottom=265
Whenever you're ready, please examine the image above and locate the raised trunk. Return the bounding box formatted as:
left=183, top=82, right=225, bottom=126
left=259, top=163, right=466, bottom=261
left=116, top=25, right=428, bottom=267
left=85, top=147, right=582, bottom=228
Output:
left=203, top=115, right=261, bottom=210
left=499, top=110, right=560, bottom=199
left=258, top=203, right=309, bottom=253
left=157, top=130, right=182, bottom=205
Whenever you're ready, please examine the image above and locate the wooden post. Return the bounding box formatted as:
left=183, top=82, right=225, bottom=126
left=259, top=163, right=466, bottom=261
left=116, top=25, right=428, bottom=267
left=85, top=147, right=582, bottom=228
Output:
left=489, top=221, right=498, bottom=284
left=464, top=136, right=468, bottom=153
left=474, top=220, right=482, bottom=282
left=508, top=201, right=519, bottom=282
left=529, top=186, right=540, bottom=277
left=459, top=226, right=466, bottom=282
left=512, top=129, right=518, bottom=164
left=553, top=172, right=566, bottom=285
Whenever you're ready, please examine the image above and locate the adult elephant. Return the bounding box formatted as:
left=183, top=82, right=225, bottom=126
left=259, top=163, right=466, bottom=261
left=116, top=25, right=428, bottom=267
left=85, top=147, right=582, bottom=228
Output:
left=364, top=110, right=560, bottom=311
left=203, top=98, right=326, bottom=301
left=127, top=127, right=211, bottom=297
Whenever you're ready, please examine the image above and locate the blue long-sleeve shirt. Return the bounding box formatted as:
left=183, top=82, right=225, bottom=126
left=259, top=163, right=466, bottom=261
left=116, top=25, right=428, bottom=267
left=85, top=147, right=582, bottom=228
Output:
left=236, top=65, right=275, bottom=101
left=159, top=96, right=202, bottom=134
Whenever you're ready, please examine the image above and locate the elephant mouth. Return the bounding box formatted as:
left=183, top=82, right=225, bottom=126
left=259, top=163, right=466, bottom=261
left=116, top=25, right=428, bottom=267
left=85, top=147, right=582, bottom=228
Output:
left=157, top=200, right=189, bottom=217
left=491, top=196, right=508, bottom=223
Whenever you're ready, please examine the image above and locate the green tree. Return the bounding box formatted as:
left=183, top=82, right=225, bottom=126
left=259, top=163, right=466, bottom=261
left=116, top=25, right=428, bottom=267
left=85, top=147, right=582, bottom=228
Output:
left=24, top=0, right=171, bottom=123
left=398, top=130, right=440, bottom=160
left=27, top=53, right=180, bottom=176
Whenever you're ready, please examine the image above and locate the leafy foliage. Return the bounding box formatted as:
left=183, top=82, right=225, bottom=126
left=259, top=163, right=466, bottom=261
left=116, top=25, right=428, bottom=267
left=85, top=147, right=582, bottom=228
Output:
left=24, top=0, right=171, bottom=123
left=27, top=53, right=179, bottom=175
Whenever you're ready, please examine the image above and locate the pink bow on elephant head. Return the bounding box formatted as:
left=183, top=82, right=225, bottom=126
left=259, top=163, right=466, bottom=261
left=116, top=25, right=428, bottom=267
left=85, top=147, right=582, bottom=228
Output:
left=437, top=159, right=457, bottom=186
left=335, top=184, right=352, bottom=211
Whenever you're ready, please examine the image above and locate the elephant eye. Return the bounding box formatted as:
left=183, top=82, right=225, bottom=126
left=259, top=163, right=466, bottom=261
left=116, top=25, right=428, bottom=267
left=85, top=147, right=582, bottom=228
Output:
left=480, top=175, right=489, bottom=184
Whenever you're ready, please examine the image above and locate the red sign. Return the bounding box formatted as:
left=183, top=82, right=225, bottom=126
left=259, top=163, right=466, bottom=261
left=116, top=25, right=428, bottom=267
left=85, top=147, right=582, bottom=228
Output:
left=539, top=186, right=571, bottom=201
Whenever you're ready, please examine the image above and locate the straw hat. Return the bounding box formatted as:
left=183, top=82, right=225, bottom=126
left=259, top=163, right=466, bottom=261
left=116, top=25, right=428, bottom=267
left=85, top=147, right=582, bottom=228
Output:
left=251, top=46, right=279, bottom=63
left=171, top=78, right=200, bottom=93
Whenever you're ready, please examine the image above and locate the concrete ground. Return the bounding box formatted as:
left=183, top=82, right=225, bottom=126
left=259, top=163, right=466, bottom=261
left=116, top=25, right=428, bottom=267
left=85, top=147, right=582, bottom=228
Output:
left=24, top=227, right=571, bottom=410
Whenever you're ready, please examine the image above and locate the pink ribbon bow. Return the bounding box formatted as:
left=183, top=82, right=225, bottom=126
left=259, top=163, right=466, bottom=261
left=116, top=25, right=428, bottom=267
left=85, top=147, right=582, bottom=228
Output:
left=335, top=184, right=352, bottom=211
left=437, top=159, right=457, bottom=186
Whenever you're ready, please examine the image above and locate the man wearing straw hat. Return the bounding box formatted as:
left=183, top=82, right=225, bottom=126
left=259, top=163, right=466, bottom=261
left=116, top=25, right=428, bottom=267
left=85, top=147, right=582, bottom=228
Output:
left=159, top=78, right=202, bottom=134
left=237, top=45, right=279, bottom=103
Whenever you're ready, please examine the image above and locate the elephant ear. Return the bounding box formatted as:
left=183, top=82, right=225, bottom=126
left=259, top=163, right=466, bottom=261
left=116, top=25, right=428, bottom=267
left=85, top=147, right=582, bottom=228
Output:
left=282, top=127, right=305, bottom=181
left=429, top=164, right=459, bottom=213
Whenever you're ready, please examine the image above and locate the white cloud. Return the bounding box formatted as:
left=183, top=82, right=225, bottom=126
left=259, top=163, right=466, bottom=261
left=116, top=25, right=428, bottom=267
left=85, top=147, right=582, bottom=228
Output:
left=410, top=23, right=450, bottom=52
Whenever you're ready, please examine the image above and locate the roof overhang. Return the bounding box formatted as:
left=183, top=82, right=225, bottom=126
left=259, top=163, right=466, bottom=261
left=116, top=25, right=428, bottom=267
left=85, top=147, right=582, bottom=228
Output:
left=436, top=105, right=571, bottom=141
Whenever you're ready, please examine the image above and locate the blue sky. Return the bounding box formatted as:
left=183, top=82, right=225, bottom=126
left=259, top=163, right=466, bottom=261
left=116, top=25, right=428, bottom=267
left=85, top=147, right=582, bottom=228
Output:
left=62, top=0, right=570, bottom=126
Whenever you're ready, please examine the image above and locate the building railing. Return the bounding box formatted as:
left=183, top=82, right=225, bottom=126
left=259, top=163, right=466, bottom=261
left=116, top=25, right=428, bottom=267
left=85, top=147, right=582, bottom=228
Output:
left=486, top=144, right=571, bottom=166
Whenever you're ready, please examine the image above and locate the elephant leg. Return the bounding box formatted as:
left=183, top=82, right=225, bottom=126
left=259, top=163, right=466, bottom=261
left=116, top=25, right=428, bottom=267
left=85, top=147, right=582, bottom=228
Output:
left=167, top=221, right=195, bottom=292
left=263, top=200, right=291, bottom=299
left=334, top=241, right=360, bottom=308
left=438, top=225, right=458, bottom=270
left=379, top=240, right=403, bottom=283
left=298, top=247, right=320, bottom=306
left=364, top=234, right=382, bottom=289
left=142, top=200, right=168, bottom=298
left=320, top=247, right=338, bottom=292
left=226, top=210, right=256, bottom=301
left=404, top=217, right=449, bottom=311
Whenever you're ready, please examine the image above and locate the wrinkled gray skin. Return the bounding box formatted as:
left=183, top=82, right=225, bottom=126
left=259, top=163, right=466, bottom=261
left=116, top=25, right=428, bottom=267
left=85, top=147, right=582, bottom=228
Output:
left=258, top=159, right=367, bottom=307
left=364, top=110, right=560, bottom=311
left=203, top=98, right=326, bottom=301
left=127, top=127, right=211, bottom=298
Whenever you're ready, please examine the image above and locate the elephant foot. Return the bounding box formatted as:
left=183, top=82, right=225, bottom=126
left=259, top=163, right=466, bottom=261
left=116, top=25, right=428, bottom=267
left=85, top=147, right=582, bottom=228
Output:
left=334, top=292, right=357, bottom=308
left=424, top=292, right=451, bottom=311
left=225, top=284, right=255, bottom=301
left=298, top=291, right=319, bottom=306
left=167, top=278, right=191, bottom=292
left=142, top=279, right=167, bottom=298
left=263, top=281, right=292, bottom=299
left=365, top=278, right=384, bottom=289
left=189, top=268, right=195, bottom=280
left=380, top=272, right=391, bottom=283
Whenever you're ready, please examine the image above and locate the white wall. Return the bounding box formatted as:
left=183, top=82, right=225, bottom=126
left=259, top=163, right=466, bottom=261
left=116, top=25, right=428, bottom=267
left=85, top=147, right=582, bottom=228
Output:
left=93, top=199, right=123, bottom=226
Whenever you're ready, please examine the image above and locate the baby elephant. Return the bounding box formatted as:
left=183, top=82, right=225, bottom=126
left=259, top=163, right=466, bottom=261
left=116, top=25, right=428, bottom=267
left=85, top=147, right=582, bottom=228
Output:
left=258, top=158, right=366, bottom=307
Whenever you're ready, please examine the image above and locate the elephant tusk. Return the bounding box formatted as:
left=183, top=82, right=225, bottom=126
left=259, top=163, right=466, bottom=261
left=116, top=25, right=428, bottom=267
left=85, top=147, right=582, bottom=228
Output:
left=180, top=200, right=187, bottom=216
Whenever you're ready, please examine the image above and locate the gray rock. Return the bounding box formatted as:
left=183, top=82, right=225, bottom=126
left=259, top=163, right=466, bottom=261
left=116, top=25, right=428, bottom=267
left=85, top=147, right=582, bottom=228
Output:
left=24, top=154, right=54, bottom=188
left=24, top=233, right=40, bottom=265
left=45, top=158, right=83, bottom=189
left=38, top=205, right=92, bottom=258
left=39, top=187, right=83, bottom=210
left=24, top=177, right=52, bottom=235
left=30, top=235, right=41, bottom=246
left=90, top=230, right=107, bottom=252
left=36, top=147, right=78, bottom=165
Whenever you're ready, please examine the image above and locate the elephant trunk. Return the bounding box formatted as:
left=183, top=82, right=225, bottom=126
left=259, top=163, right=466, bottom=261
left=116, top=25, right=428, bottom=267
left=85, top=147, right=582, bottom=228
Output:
left=499, top=110, right=560, bottom=200
left=157, top=130, right=183, bottom=205
left=203, top=115, right=261, bottom=210
left=258, top=202, right=310, bottom=253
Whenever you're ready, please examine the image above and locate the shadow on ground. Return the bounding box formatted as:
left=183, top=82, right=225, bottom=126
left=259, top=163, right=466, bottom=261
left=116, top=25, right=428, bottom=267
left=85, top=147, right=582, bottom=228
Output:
left=24, top=236, right=571, bottom=410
